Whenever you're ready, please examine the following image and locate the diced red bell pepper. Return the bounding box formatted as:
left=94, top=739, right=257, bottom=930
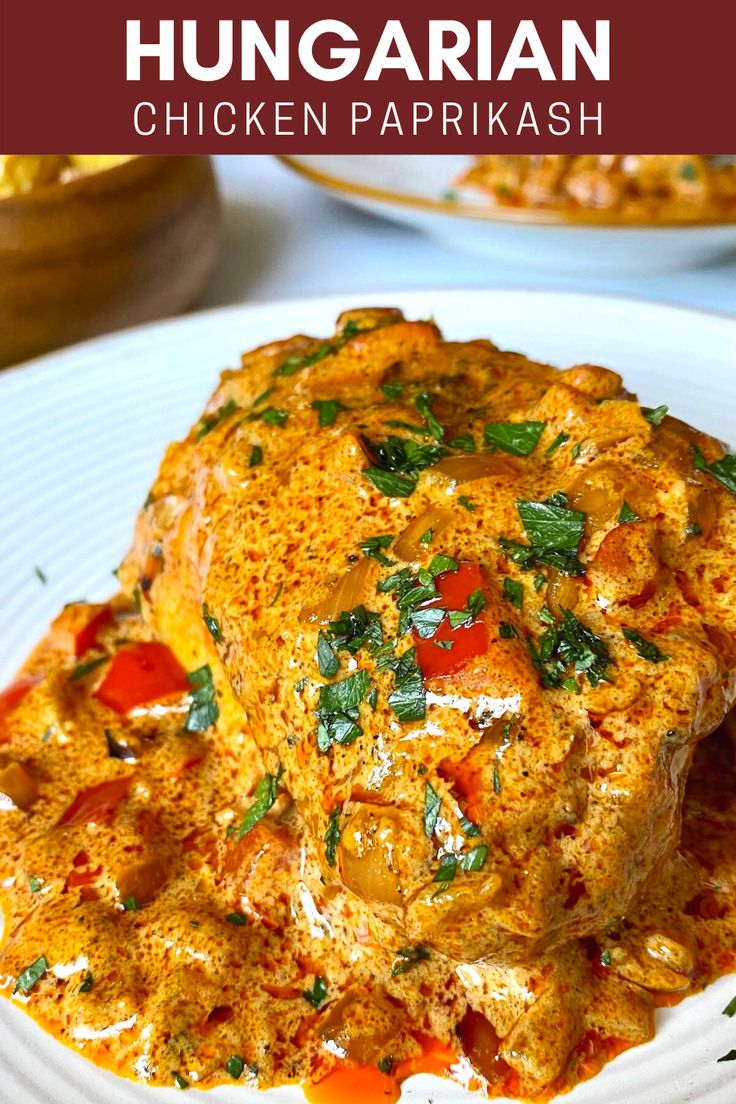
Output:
left=75, top=605, right=114, bottom=657
left=414, top=562, right=488, bottom=678
left=95, top=641, right=188, bottom=714
left=58, top=776, right=131, bottom=827
left=0, top=677, right=42, bottom=743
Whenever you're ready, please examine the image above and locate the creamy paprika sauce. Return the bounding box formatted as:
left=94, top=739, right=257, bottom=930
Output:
left=1, top=308, right=736, bottom=1100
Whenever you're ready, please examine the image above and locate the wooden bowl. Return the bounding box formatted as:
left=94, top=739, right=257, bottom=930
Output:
left=0, top=156, right=221, bottom=368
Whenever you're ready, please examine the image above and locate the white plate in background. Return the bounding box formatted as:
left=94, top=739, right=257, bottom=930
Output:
left=1, top=289, right=735, bottom=1103
left=280, top=156, right=736, bottom=276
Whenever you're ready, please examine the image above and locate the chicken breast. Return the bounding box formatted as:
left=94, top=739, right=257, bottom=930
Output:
left=121, top=308, right=736, bottom=963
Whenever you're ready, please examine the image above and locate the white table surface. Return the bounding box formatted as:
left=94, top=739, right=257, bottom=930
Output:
left=202, top=155, right=736, bottom=317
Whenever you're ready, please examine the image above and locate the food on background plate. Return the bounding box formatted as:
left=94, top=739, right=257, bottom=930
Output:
left=461, top=155, right=736, bottom=221
left=0, top=155, right=134, bottom=198
left=1, top=308, right=735, bottom=1099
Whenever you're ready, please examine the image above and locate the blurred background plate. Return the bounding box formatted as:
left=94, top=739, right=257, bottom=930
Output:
left=0, top=289, right=735, bottom=1103
left=280, top=155, right=736, bottom=276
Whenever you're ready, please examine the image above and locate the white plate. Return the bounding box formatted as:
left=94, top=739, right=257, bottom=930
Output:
left=280, top=155, right=736, bottom=276
left=1, top=290, right=735, bottom=1103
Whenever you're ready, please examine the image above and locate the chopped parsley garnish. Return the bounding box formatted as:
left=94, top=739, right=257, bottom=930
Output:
left=722, top=994, right=736, bottom=1017
left=545, top=432, right=569, bottom=457
left=253, top=386, right=274, bottom=407
left=362, top=435, right=444, bottom=498
left=312, top=399, right=348, bottom=427
left=174, top=1073, right=190, bottom=1090
left=256, top=407, right=289, bottom=428
left=79, top=972, right=93, bottom=993
left=121, top=896, right=140, bottom=911
left=459, top=814, right=481, bottom=838
left=237, top=769, right=283, bottom=838
left=600, top=949, right=612, bottom=967
left=325, top=807, right=342, bottom=866
left=316, top=632, right=340, bottom=678
left=105, top=728, right=136, bottom=762
left=447, top=434, right=476, bottom=452
left=322, top=606, right=383, bottom=655
left=419, top=528, right=433, bottom=545
left=185, top=665, right=220, bottom=732
left=570, top=440, right=585, bottom=461
left=527, top=608, right=611, bottom=690
left=391, top=945, right=430, bottom=976
left=387, top=649, right=426, bottom=722
left=693, top=444, right=736, bottom=497
left=360, top=534, right=394, bottom=566
left=500, top=492, right=586, bottom=577
left=225, top=1055, right=246, bottom=1080
left=686, top=523, right=702, bottom=538
left=34, top=566, right=47, bottom=584
left=680, top=162, right=698, bottom=181
left=27, top=874, right=43, bottom=894
left=622, top=628, right=669, bottom=664
left=249, top=445, right=263, bottom=467
left=458, top=495, right=475, bottom=512
left=302, top=976, right=328, bottom=1008
left=415, top=392, right=444, bottom=441
left=316, top=670, right=371, bottom=752
left=202, top=602, right=223, bottom=643
left=377, top=1057, right=395, bottom=1074
left=268, top=581, right=283, bottom=607
left=13, top=955, right=47, bottom=995
left=69, top=655, right=108, bottom=682
left=484, top=420, right=545, bottom=457
left=195, top=399, right=238, bottom=440
left=226, top=912, right=246, bottom=925
left=533, top=572, right=546, bottom=591
left=642, top=404, right=668, bottom=427
left=493, top=760, right=502, bottom=793
left=619, top=502, right=640, bottom=524
left=380, top=381, right=404, bottom=401
left=423, top=781, right=441, bottom=838
left=276, top=344, right=334, bottom=377
left=448, top=588, right=486, bottom=630
left=499, top=621, right=519, bottom=639
left=410, top=606, right=446, bottom=639
left=503, top=577, right=524, bottom=610
left=434, top=846, right=488, bottom=887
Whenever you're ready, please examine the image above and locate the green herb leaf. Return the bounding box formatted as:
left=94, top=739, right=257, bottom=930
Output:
left=618, top=502, right=640, bottom=524
left=174, top=1073, right=190, bottom=1090
left=121, top=896, right=140, bottom=911
left=13, top=955, right=47, bottom=995
left=387, top=649, right=426, bottom=723
left=518, top=495, right=585, bottom=555
left=185, top=665, right=220, bottom=732
left=459, top=844, right=488, bottom=871
left=458, top=495, right=475, bottom=512
left=316, top=632, right=340, bottom=678
left=316, top=670, right=371, bottom=752
left=409, top=606, right=446, bottom=639
left=312, top=399, right=348, bottom=428
left=499, top=622, right=519, bottom=639
left=362, top=435, right=444, bottom=499
left=79, top=972, right=93, bottom=993
left=424, top=782, right=441, bottom=838
left=323, top=606, right=383, bottom=655
left=302, top=976, right=328, bottom=1008
left=545, top=432, right=569, bottom=457
left=722, top=994, right=736, bottom=1018
left=364, top=468, right=417, bottom=498
left=325, top=807, right=342, bottom=866
left=415, top=393, right=444, bottom=442
left=418, top=528, right=433, bottom=546
left=693, top=444, right=736, bottom=497
left=258, top=407, right=289, bottom=428
left=527, top=608, right=611, bottom=690
left=533, top=572, right=546, bottom=591
left=622, top=628, right=669, bottom=664
left=276, top=344, right=333, bottom=377
left=448, top=588, right=486, bottom=630
left=571, top=440, right=585, bottom=461
left=503, top=577, right=524, bottom=610
left=717, top=1050, right=736, bottom=1063
left=493, top=760, right=502, bottom=794
left=360, top=534, right=394, bottom=566
left=484, top=421, right=545, bottom=457
left=27, top=874, right=43, bottom=893
left=226, top=912, right=245, bottom=925
left=642, top=404, right=668, bottom=427
left=448, top=434, right=476, bottom=452
left=237, top=769, right=283, bottom=838
left=249, top=445, right=263, bottom=467
left=69, top=655, right=108, bottom=682
left=195, top=399, right=238, bottom=441
left=225, top=1055, right=246, bottom=1080
left=600, top=949, right=612, bottom=968
left=202, top=602, right=223, bottom=643
left=380, top=381, right=404, bottom=401
left=253, top=386, right=274, bottom=407
left=391, top=945, right=430, bottom=976
left=459, top=814, right=481, bottom=838
left=34, top=566, right=47, bottom=584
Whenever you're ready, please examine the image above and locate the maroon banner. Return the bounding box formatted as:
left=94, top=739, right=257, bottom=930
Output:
left=0, top=2, right=734, bottom=153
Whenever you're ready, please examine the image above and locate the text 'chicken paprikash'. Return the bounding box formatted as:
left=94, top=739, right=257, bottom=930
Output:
left=1, top=308, right=735, bottom=1101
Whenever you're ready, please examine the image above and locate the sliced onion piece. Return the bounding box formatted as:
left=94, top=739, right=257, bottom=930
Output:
left=394, top=507, right=456, bottom=561
left=433, top=453, right=519, bottom=485
left=300, top=558, right=372, bottom=624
